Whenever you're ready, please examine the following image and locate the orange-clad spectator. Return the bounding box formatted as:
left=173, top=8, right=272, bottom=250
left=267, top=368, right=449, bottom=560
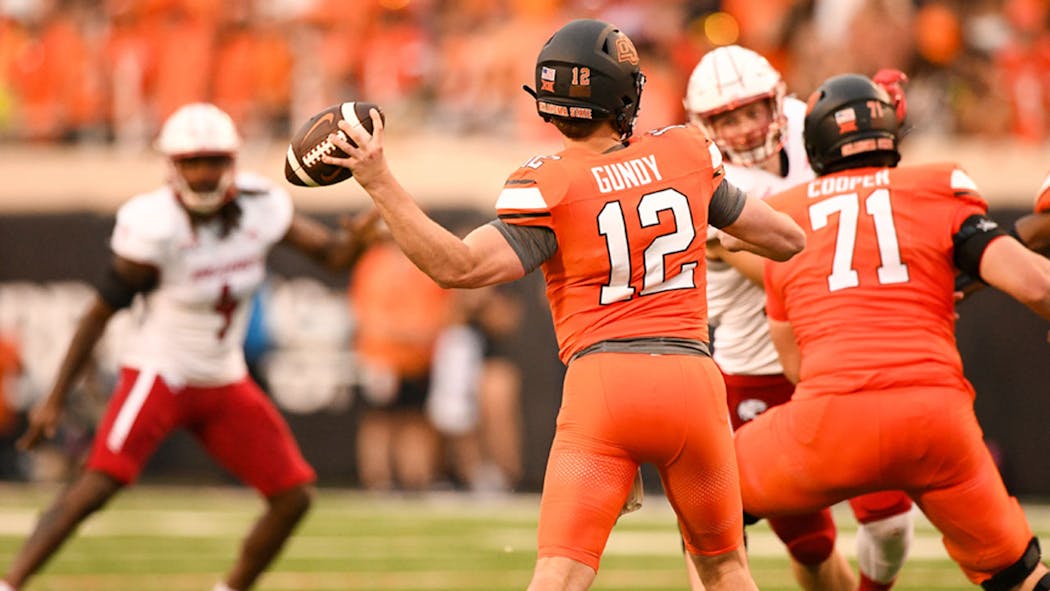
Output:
left=101, top=2, right=151, bottom=148
left=0, top=15, right=30, bottom=135
left=143, top=3, right=217, bottom=124
left=290, top=0, right=379, bottom=123
left=248, top=17, right=294, bottom=136
left=212, top=18, right=262, bottom=130
left=8, top=6, right=94, bottom=141
left=359, top=10, right=430, bottom=119
left=721, top=0, right=795, bottom=60
left=996, top=0, right=1050, bottom=143
left=350, top=235, right=454, bottom=491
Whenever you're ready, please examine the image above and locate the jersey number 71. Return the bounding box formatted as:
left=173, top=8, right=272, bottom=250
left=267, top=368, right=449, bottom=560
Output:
left=809, top=188, right=910, bottom=292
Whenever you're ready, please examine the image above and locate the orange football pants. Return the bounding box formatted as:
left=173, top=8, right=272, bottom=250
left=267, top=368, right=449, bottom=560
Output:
left=735, top=386, right=1032, bottom=584
left=538, top=352, right=744, bottom=571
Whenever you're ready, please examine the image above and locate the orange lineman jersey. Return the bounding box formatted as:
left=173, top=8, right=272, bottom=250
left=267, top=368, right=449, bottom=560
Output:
left=1036, top=171, right=1050, bottom=213
left=764, top=163, right=995, bottom=400
left=496, top=125, right=724, bottom=362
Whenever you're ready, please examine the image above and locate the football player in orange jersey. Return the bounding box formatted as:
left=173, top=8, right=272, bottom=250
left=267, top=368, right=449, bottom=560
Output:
left=325, top=18, right=805, bottom=591
left=683, top=47, right=914, bottom=591
left=724, top=73, right=1050, bottom=591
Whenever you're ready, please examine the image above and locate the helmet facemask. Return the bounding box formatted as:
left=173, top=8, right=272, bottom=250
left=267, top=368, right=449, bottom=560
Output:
left=168, top=154, right=237, bottom=216
left=155, top=103, right=241, bottom=215
left=684, top=45, right=787, bottom=166
left=690, top=89, right=786, bottom=167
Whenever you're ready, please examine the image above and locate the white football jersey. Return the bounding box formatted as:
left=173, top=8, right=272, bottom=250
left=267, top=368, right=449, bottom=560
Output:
left=707, top=96, right=813, bottom=375
left=111, top=172, right=293, bottom=386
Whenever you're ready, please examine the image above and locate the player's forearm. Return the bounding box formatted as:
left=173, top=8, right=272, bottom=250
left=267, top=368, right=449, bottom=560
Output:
left=48, top=297, right=113, bottom=405
left=1014, top=212, right=1050, bottom=253
left=720, top=200, right=805, bottom=262
left=363, top=173, right=479, bottom=288
left=981, top=238, right=1050, bottom=320
left=719, top=230, right=801, bottom=263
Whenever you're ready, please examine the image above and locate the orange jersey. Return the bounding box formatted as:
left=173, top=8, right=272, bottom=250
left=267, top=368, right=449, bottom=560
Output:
left=496, top=125, right=725, bottom=362
left=1036, top=171, right=1050, bottom=213
left=764, top=163, right=990, bottom=399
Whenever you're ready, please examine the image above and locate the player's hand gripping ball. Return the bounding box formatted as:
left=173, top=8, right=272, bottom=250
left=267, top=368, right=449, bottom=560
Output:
left=284, top=102, right=385, bottom=187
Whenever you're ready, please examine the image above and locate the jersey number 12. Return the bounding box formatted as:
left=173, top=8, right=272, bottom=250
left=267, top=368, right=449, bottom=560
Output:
left=597, top=188, right=697, bottom=305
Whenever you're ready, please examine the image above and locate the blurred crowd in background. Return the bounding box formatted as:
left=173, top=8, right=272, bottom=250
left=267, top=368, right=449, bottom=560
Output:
left=1, top=0, right=1049, bottom=149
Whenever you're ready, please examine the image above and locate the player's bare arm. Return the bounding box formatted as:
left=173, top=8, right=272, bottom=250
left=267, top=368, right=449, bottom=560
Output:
left=707, top=237, right=765, bottom=286
left=281, top=209, right=381, bottom=271
left=767, top=318, right=801, bottom=384
left=323, top=110, right=525, bottom=288
left=1015, top=211, right=1050, bottom=253
left=719, top=196, right=805, bottom=262
left=978, top=236, right=1050, bottom=320
left=19, top=256, right=157, bottom=451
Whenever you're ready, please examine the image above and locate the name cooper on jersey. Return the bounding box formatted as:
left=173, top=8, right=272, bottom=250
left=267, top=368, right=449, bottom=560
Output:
left=806, top=168, right=890, bottom=198
left=591, top=154, right=662, bottom=194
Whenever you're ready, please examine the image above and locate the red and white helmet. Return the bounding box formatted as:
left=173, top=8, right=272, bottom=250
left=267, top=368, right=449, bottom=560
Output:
left=683, top=45, right=787, bottom=166
left=155, top=103, right=241, bottom=214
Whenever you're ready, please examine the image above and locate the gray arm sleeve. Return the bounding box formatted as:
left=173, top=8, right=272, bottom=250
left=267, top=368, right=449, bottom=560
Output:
left=489, top=219, right=558, bottom=274
left=708, top=179, right=748, bottom=229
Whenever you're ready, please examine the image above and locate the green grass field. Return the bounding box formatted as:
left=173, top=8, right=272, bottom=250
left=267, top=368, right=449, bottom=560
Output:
left=0, top=483, right=1045, bottom=590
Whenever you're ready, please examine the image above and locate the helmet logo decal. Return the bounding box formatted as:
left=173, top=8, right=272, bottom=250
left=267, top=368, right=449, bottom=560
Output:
left=616, top=37, right=639, bottom=65
left=540, top=66, right=557, bottom=92
left=834, top=108, right=858, bottom=133
left=840, top=137, right=895, bottom=157
left=538, top=102, right=569, bottom=117
left=537, top=102, right=593, bottom=119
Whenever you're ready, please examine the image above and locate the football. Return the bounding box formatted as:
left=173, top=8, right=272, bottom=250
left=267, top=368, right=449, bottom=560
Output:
left=284, top=101, right=385, bottom=187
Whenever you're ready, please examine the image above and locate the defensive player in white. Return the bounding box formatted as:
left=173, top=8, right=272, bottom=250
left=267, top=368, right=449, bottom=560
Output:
left=1, top=103, right=375, bottom=591
left=682, top=46, right=915, bottom=591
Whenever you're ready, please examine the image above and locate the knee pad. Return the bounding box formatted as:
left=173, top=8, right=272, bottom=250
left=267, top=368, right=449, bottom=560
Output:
left=982, top=537, right=1041, bottom=591
left=1037, top=573, right=1050, bottom=591
left=856, top=510, right=913, bottom=583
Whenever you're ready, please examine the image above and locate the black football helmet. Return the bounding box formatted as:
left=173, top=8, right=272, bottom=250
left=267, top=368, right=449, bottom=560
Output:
left=804, top=73, right=901, bottom=175
left=524, top=19, right=646, bottom=139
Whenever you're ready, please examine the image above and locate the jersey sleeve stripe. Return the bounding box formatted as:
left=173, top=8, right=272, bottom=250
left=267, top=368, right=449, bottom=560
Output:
left=496, top=186, right=548, bottom=211
left=504, top=178, right=538, bottom=186
left=950, top=169, right=979, bottom=192
left=707, top=141, right=723, bottom=168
